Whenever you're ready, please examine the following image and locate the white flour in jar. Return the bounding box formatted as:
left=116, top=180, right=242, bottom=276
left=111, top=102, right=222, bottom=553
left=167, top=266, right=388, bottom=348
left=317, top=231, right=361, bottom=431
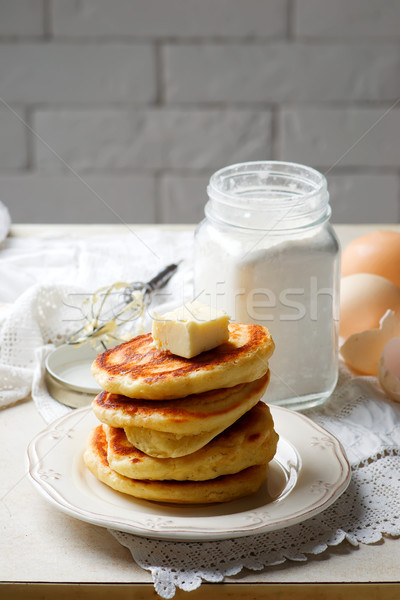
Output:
left=194, top=161, right=340, bottom=409
left=195, top=230, right=340, bottom=407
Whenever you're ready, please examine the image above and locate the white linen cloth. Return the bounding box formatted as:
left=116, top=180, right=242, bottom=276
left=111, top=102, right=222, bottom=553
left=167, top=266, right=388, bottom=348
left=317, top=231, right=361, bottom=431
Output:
left=0, top=228, right=193, bottom=414
left=1, top=227, right=400, bottom=599
left=0, top=200, right=11, bottom=323
left=0, top=201, right=10, bottom=245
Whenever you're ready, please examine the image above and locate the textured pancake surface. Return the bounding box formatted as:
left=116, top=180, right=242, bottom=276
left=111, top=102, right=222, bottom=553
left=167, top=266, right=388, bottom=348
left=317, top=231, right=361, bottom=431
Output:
left=91, top=323, right=274, bottom=399
left=123, top=423, right=224, bottom=459
left=105, top=402, right=278, bottom=480
left=95, top=372, right=269, bottom=458
left=84, top=425, right=269, bottom=504
left=122, top=378, right=270, bottom=457
left=93, top=372, right=269, bottom=432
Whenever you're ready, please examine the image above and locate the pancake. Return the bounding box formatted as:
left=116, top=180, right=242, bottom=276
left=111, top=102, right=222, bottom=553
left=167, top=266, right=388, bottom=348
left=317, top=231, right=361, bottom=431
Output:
left=105, top=402, right=278, bottom=480
left=91, top=322, right=274, bottom=400
left=92, top=372, right=270, bottom=457
left=84, top=424, right=269, bottom=504
left=123, top=424, right=224, bottom=459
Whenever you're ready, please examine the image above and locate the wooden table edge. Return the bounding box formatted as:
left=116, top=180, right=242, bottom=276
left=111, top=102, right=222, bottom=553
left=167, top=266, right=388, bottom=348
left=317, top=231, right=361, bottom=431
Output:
left=1, top=582, right=400, bottom=599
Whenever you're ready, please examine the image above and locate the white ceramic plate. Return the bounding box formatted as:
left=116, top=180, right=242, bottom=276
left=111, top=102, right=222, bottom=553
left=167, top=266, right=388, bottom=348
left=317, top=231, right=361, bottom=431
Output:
left=27, top=405, right=350, bottom=541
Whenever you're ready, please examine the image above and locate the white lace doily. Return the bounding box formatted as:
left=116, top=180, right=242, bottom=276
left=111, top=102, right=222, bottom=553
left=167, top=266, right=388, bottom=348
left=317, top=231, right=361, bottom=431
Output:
left=1, top=229, right=400, bottom=599
left=109, top=369, right=400, bottom=599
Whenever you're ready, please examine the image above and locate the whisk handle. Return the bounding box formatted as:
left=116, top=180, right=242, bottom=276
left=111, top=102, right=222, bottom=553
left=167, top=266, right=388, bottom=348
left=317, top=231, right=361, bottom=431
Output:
left=147, top=262, right=180, bottom=292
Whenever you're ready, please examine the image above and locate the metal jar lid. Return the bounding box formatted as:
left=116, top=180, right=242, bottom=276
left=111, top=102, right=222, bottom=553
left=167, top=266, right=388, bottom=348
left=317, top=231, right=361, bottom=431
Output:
left=45, top=343, right=102, bottom=409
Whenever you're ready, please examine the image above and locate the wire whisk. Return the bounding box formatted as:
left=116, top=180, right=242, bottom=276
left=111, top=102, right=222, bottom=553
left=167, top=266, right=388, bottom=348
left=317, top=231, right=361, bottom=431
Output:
left=67, top=263, right=179, bottom=349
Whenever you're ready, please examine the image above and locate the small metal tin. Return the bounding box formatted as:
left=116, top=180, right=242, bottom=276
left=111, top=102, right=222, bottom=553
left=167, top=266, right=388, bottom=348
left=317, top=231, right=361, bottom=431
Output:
left=45, top=343, right=102, bottom=409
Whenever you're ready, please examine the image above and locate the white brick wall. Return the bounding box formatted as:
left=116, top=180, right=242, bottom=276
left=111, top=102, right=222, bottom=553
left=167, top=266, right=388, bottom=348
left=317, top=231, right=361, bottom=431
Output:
left=279, top=107, right=400, bottom=168
left=159, top=175, right=209, bottom=224
left=327, top=174, right=400, bottom=224
left=52, top=0, right=287, bottom=39
left=0, top=106, right=27, bottom=168
left=0, top=0, right=44, bottom=37
left=0, top=44, right=156, bottom=103
left=0, top=0, right=398, bottom=225
left=164, top=42, right=400, bottom=103
left=295, top=0, right=400, bottom=38
left=33, top=109, right=271, bottom=170
left=0, top=174, right=156, bottom=223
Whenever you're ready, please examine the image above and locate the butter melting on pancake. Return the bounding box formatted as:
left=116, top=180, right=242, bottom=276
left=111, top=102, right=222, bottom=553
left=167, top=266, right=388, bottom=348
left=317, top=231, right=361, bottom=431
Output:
left=91, top=323, right=274, bottom=400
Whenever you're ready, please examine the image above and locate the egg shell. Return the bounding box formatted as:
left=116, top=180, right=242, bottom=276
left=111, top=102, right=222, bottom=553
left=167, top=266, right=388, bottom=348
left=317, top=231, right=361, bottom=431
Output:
left=339, top=273, right=400, bottom=339
left=340, top=310, right=400, bottom=375
left=342, top=230, right=400, bottom=288
left=378, top=338, right=400, bottom=402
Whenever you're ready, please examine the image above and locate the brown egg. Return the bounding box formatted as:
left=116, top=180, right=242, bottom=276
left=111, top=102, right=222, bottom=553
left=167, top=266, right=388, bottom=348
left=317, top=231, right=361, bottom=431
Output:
left=340, top=273, right=400, bottom=339
left=342, top=230, right=400, bottom=288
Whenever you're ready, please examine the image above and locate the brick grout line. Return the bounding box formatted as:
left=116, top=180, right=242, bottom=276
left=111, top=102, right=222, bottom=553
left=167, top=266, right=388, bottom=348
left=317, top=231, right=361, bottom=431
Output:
left=292, top=33, right=400, bottom=44
left=0, top=36, right=286, bottom=45
left=0, top=38, right=159, bottom=46
left=1, top=36, right=399, bottom=45
left=42, top=0, right=52, bottom=40
left=24, top=106, right=35, bottom=170
left=44, top=34, right=291, bottom=44
left=1, top=165, right=397, bottom=176
left=19, top=100, right=400, bottom=111
left=320, top=166, right=400, bottom=175
left=154, top=42, right=164, bottom=106
left=0, top=35, right=46, bottom=42
left=286, top=0, right=296, bottom=41
left=0, top=167, right=399, bottom=177
left=28, top=102, right=280, bottom=111
left=269, top=105, right=280, bottom=161
left=153, top=171, right=164, bottom=224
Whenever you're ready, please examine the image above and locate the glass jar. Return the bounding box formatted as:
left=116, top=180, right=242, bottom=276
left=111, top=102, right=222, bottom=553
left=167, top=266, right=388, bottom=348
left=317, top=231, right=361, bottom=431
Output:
left=194, top=161, right=340, bottom=410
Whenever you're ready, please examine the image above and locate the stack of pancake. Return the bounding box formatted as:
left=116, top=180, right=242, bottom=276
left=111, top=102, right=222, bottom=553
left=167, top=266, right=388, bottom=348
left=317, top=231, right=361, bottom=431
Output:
left=84, top=322, right=278, bottom=504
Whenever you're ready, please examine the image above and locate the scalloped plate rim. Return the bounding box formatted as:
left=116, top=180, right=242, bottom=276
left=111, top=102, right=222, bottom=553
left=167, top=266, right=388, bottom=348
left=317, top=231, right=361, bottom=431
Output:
left=26, top=405, right=351, bottom=541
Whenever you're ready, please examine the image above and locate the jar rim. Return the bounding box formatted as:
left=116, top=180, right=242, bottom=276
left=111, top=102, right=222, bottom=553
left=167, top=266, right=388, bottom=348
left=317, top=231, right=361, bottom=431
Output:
left=207, top=160, right=330, bottom=231
left=208, top=161, right=327, bottom=207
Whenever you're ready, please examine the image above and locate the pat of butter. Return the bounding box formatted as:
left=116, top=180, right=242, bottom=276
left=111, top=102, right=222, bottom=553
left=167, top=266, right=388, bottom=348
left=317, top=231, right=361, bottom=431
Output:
left=152, top=300, right=230, bottom=358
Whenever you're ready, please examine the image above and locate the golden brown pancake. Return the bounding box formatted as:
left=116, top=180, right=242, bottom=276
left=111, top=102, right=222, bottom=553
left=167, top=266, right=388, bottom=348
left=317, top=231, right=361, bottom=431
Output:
left=84, top=424, right=269, bottom=504
left=92, top=372, right=270, bottom=457
left=93, top=373, right=269, bottom=432
left=123, top=423, right=227, bottom=459
left=91, top=323, right=274, bottom=400
left=105, top=402, right=278, bottom=481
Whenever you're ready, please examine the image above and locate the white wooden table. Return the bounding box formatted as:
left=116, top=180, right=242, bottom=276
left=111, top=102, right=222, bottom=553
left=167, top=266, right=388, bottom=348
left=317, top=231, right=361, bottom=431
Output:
left=1, top=223, right=400, bottom=600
